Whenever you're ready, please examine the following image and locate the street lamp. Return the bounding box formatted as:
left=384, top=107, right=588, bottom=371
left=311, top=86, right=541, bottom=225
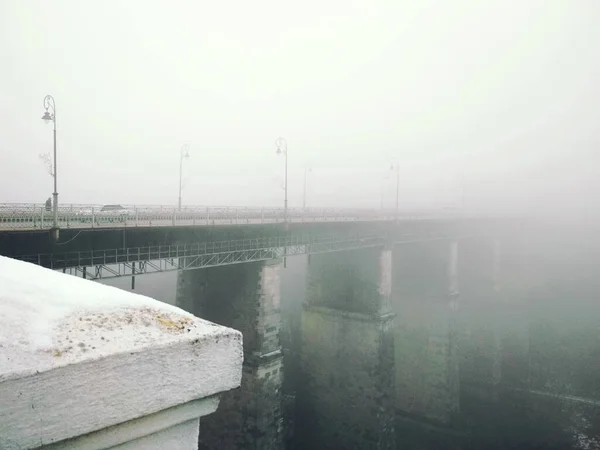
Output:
left=380, top=174, right=387, bottom=210
left=459, top=171, right=466, bottom=215
left=41, top=95, right=58, bottom=230
left=303, top=166, right=312, bottom=210
left=275, top=137, right=288, bottom=223
left=178, top=143, right=190, bottom=210
left=390, top=160, right=400, bottom=222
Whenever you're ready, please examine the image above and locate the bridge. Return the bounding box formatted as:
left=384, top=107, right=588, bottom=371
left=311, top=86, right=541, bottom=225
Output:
left=0, top=203, right=465, bottom=230
left=0, top=202, right=501, bottom=280
left=0, top=201, right=550, bottom=449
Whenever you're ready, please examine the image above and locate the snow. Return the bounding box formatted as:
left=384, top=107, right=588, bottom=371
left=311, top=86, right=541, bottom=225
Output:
left=0, top=255, right=236, bottom=379
left=0, top=255, right=243, bottom=449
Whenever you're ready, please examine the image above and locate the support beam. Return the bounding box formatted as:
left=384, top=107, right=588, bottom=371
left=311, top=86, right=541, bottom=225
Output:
left=297, top=246, right=396, bottom=449
left=394, top=240, right=460, bottom=426
left=458, top=238, right=503, bottom=403
left=176, top=259, right=284, bottom=450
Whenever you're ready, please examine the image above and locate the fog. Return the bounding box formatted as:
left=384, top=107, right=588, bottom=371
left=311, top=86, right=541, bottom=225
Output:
left=1, top=1, right=599, bottom=214
left=3, top=4, right=600, bottom=446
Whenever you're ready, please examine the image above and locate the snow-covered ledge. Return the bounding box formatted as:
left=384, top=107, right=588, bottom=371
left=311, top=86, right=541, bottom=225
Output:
left=0, top=256, right=243, bottom=450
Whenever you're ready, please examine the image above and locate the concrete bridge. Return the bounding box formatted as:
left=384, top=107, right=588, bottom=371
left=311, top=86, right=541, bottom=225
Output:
left=0, top=204, right=538, bottom=448
left=0, top=203, right=462, bottom=231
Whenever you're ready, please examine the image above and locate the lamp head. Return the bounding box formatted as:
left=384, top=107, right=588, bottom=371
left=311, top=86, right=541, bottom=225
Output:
left=42, top=111, right=53, bottom=124
left=275, top=137, right=287, bottom=155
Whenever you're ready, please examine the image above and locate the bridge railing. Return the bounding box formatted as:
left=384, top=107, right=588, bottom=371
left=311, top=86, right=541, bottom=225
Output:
left=0, top=203, right=411, bottom=230
left=0, top=203, right=477, bottom=230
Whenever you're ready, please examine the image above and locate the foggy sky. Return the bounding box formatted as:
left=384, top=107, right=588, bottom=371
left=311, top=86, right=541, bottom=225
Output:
left=1, top=0, right=599, bottom=213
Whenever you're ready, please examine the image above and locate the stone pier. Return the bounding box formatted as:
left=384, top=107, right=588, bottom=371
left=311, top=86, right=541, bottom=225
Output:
left=297, top=246, right=395, bottom=450
left=177, top=259, right=284, bottom=450
left=459, top=234, right=542, bottom=395
left=458, top=238, right=503, bottom=402
left=393, top=240, right=460, bottom=426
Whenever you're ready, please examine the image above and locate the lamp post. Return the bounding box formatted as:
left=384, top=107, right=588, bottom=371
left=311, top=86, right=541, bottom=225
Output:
left=380, top=177, right=385, bottom=210
left=275, top=137, right=289, bottom=268
left=41, top=95, right=58, bottom=230
left=303, top=166, right=311, bottom=211
left=390, top=160, right=400, bottom=222
left=459, top=172, right=466, bottom=215
left=275, top=137, right=288, bottom=223
left=178, top=143, right=190, bottom=211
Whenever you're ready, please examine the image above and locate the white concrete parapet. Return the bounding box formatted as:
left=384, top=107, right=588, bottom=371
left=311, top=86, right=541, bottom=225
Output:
left=0, top=256, right=243, bottom=449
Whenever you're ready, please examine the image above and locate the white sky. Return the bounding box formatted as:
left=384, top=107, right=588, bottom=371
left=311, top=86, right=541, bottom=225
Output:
left=1, top=0, right=599, bottom=212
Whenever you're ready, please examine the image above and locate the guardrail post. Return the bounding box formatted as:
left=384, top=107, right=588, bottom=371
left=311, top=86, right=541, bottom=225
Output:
left=206, top=207, right=210, bottom=225
left=91, top=207, right=95, bottom=228
left=135, top=206, right=138, bottom=226
left=41, top=206, right=45, bottom=229
left=172, top=209, right=176, bottom=226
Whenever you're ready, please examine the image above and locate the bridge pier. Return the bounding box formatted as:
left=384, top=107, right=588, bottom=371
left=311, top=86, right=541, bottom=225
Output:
left=459, top=235, right=541, bottom=396
left=176, top=259, right=284, bottom=450
left=458, top=239, right=504, bottom=404
left=297, top=246, right=396, bottom=450
left=393, top=240, right=460, bottom=426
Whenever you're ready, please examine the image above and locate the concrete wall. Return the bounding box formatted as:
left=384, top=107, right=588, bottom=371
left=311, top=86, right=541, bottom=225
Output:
left=111, top=419, right=200, bottom=450
left=177, top=259, right=284, bottom=450
left=42, top=398, right=218, bottom=450
left=0, top=256, right=243, bottom=450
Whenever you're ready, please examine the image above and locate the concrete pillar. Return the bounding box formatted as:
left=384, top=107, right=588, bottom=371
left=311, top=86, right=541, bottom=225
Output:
left=491, top=237, right=533, bottom=390
left=297, top=246, right=396, bottom=450
left=394, top=239, right=460, bottom=426
left=492, top=239, right=502, bottom=294
left=458, top=238, right=504, bottom=402
left=176, top=259, right=284, bottom=450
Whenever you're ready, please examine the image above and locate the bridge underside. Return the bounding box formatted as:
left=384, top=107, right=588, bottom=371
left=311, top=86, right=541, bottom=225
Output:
left=0, top=217, right=509, bottom=260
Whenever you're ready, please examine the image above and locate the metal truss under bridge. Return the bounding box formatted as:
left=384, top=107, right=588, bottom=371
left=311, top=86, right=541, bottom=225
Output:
left=19, top=232, right=461, bottom=281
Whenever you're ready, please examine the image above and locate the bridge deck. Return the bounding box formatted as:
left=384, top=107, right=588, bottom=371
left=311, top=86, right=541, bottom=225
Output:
left=0, top=204, right=456, bottom=231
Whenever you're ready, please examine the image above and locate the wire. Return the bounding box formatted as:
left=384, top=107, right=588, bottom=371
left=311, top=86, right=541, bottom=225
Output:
left=55, top=229, right=90, bottom=246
